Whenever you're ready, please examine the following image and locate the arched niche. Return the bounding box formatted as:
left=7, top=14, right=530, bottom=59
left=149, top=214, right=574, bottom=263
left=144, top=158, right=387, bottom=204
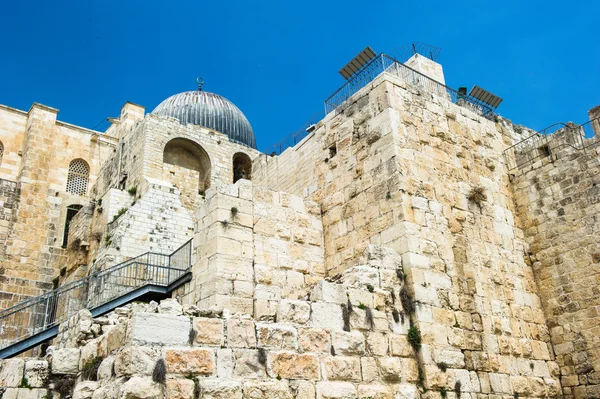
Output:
left=233, top=152, right=252, bottom=183
left=163, top=138, right=211, bottom=196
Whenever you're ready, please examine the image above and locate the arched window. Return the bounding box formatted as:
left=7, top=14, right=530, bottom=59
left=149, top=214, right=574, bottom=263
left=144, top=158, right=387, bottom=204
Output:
left=0, top=141, right=4, bottom=167
left=62, top=204, right=83, bottom=248
left=163, top=138, right=211, bottom=194
left=66, top=159, right=90, bottom=195
left=233, top=152, right=252, bottom=183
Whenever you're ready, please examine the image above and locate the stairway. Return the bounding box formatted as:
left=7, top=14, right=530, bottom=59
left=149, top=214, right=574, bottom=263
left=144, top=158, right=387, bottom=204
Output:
left=0, top=239, right=193, bottom=359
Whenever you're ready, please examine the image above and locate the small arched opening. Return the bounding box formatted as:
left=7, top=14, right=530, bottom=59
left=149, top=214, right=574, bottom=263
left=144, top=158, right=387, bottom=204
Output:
left=66, top=159, right=90, bottom=196
left=0, top=141, right=4, bottom=167
left=163, top=138, right=211, bottom=196
left=62, top=204, right=83, bottom=248
left=233, top=152, right=252, bottom=183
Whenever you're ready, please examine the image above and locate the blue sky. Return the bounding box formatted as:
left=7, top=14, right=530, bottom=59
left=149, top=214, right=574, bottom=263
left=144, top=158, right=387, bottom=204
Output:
left=1, top=1, right=598, bottom=152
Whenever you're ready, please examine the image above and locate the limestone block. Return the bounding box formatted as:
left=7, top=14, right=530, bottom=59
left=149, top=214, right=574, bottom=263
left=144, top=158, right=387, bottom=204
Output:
left=488, top=373, right=511, bottom=394
left=357, top=384, right=393, bottom=399
left=2, top=388, right=48, bottom=399
left=192, top=317, right=223, bottom=346
left=165, top=378, right=195, bottom=399
left=24, top=360, right=48, bottom=388
left=197, top=379, right=242, bottom=399
left=97, top=356, right=115, bottom=381
left=401, top=253, right=430, bottom=269
left=106, top=322, right=128, bottom=353
left=277, top=300, right=311, bottom=324
left=289, top=380, right=316, bottom=399
left=390, top=383, right=419, bottom=398
left=510, top=375, right=531, bottom=395
left=322, top=356, right=361, bottom=381
left=311, top=303, right=344, bottom=331
left=340, top=266, right=379, bottom=289
left=164, top=348, right=214, bottom=375
left=257, top=323, right=298, bottom=350
left=242, top=380, right=293, bottom=399
left=226, top=318, right=256, bottom=348
left=316, top=381, right=357, bottom=399
left=217, top=349, right=233, bottom=378
left=331, top=331, right=365, bottom=355
left=73, top=381, right=99, bottom=399
left=91, top=380, right=120, bottom=399
left=129, top=313, right=190, bottom=346
left=52, top=348, right=81, bottom=375
left=157, top=298, right=183, bottom=315
left=365, top=332, right=388, bottom=356
left=310, top=282, right=346, bottom=304
left=433, top=348, right=465, bottom=368
left=119, top=376, right=163, bottom=399
left=365, top=245, right=402, bottom=270
left=80, top=339, right=100, bottom=370
left=0, top=358, right=24, bottom=387
left=529, top=377, right=547, bottom=397
left=114, top=346, right=158, bottom=377
left=233, top=349, right=266, bottom=378
left=361, top=357, right=379, bottom=382
left=269, top=352, right=319, bottom=380
left=377, top=357, right=402, bottom=382
left=389, top=334, right=412, bottom=357
left=298, top=328, right=330, bottom=353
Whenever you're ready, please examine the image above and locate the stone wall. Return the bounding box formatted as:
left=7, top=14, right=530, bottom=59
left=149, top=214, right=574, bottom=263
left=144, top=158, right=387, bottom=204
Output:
left=0, top=102, right=116, bottom=308
left=253, top=73, right=562, bottom=398
left=180, top=180, right=325, bottom=317
left=1, top=248, right=421, bottom=399
left=0, top=178, right=20, bottom=308
left=512, top=132, right=600, bottom=398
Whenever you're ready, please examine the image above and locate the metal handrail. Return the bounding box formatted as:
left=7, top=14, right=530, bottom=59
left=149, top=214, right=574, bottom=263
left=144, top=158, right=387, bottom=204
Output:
left=0, top=239, right=193, bottom=351
left=504, top=118, right=600, bottom=172
left=324, top=53, right=495, bottom=118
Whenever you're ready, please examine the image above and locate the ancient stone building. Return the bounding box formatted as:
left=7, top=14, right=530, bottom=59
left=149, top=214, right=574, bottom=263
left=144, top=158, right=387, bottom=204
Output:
left=0, top=51, right=598, bottom=399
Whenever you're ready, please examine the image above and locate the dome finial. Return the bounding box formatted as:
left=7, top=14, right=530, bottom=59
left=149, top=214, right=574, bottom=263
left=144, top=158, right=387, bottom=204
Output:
left=196, top=77, right=204, bottom=91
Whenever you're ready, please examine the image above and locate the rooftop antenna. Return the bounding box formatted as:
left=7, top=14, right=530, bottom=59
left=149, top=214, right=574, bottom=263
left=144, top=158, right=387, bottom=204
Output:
left=197, top=77, right=204, bottom=91
left=392, top=42, right=442, bottom=63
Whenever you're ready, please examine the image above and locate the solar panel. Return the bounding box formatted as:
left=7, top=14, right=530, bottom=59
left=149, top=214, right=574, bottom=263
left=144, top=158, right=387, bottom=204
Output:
left=338, top=46, right=377, bottom=80
left=469, top=85, right=503, bottom=109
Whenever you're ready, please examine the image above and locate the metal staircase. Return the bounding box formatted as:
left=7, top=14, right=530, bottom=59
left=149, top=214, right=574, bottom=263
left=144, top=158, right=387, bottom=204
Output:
left=0, top=239, right=193, bottom=358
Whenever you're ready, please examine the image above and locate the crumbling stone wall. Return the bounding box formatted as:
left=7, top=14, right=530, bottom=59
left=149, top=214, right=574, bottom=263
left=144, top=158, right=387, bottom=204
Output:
left=512, top=133, right=600, bottom=399
left=0, top=248, right=421, bottom=399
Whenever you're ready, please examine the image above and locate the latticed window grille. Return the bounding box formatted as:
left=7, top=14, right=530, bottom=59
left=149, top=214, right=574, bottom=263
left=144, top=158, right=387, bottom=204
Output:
left=0, top=141, right=4, bottom=166
left=66, top=159, right=90, bottom=195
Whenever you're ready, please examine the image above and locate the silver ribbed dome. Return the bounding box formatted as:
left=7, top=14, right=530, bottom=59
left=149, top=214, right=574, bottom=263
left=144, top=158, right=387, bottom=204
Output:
left=152, top=90, right=256, bottom=148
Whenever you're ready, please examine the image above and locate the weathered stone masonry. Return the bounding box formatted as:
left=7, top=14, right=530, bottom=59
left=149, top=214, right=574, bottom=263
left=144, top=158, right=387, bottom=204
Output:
left=1, top=52, right=600, bottom=399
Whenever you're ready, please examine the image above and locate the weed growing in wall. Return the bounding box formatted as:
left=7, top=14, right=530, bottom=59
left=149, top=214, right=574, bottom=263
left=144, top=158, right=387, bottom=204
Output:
left=408, top=325, right=422, bottom=351
left=81, top=356, right=103, bottom=381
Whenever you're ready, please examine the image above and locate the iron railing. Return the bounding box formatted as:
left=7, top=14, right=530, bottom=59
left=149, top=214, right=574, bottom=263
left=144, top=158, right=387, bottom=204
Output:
left=324, top=53, right=494, bottom=117
left=263, top=111, right=324, bottom=156
left=0, top=239, right=192, bottom=352
left=504, top=118, right=600, bottom=172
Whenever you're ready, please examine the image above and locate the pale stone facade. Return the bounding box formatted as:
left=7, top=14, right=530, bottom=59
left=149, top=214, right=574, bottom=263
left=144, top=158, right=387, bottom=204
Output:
left=1, top=52, right=599, bottom=398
